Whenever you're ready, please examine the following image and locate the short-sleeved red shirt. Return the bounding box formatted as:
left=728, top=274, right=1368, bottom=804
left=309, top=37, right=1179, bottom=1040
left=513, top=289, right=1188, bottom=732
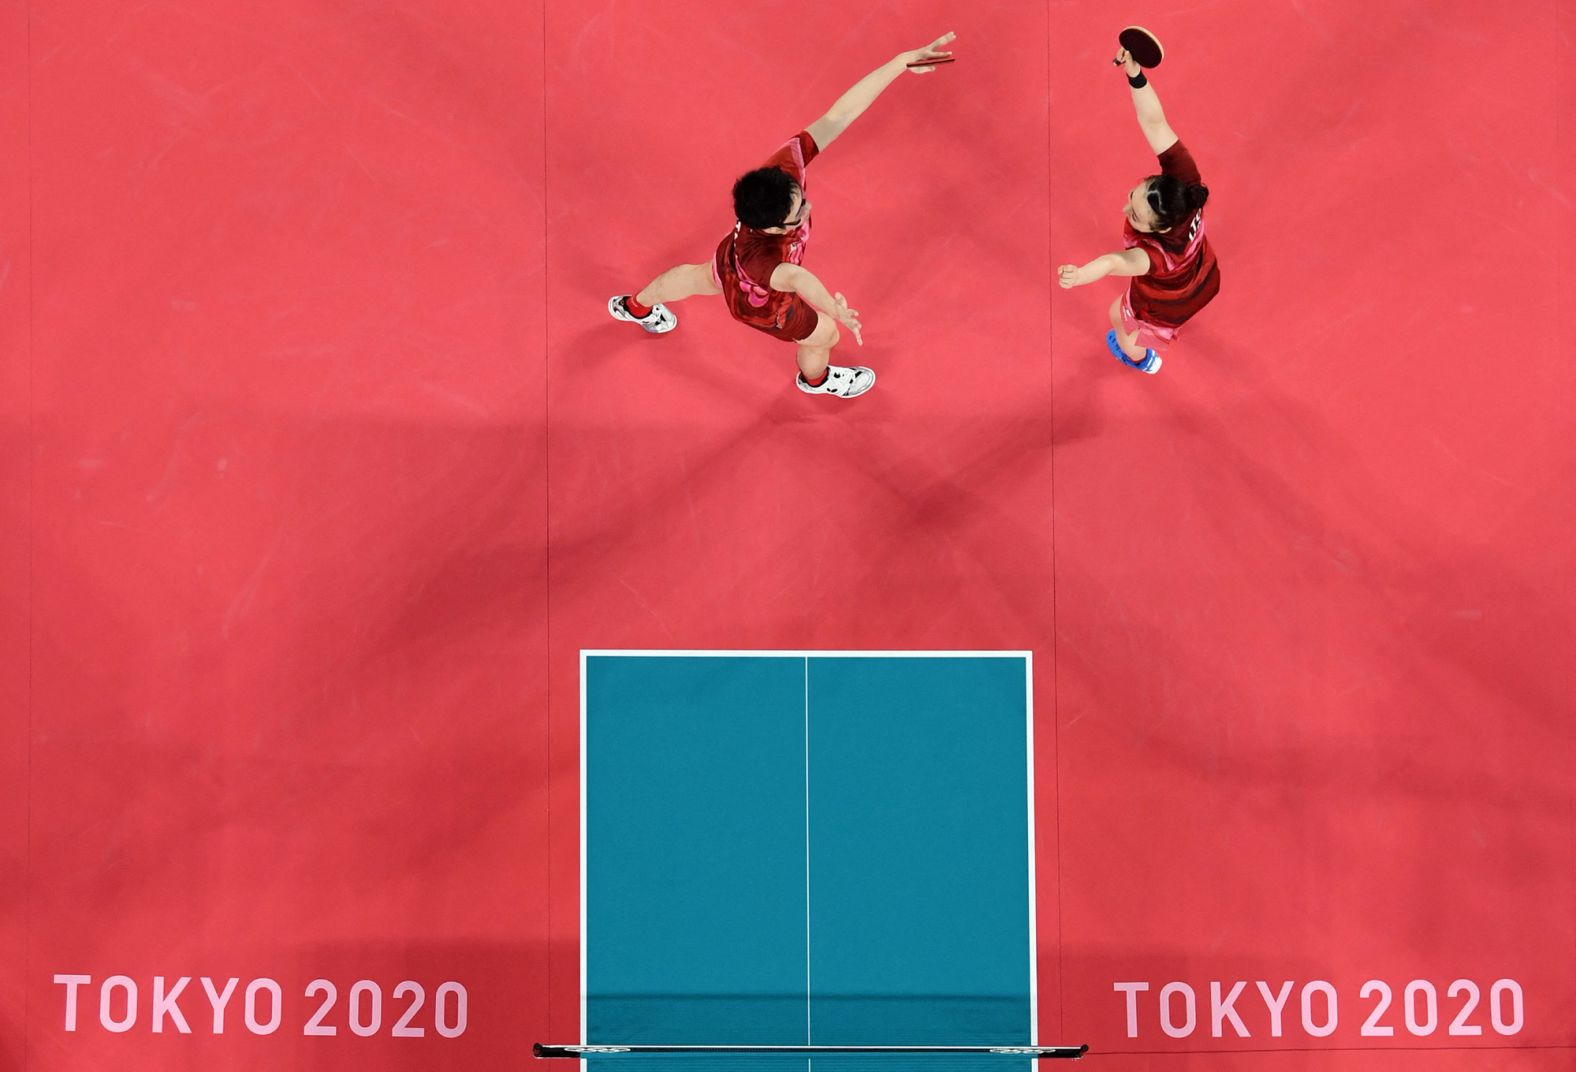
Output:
left=714, top=132, right=820, bottom=340
left=1124, top=140, right=1220, bottom=328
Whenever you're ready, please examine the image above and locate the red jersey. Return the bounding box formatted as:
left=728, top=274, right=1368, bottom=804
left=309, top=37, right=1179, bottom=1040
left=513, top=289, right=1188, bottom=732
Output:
left=714, top=132, right=819, bottom=335
left=1124, top=140, right=1220, bottom=328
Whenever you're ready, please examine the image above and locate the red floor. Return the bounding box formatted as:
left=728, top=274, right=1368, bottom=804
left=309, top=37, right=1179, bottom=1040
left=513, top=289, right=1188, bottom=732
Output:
left=3, top=0, right=1572, bottom=1069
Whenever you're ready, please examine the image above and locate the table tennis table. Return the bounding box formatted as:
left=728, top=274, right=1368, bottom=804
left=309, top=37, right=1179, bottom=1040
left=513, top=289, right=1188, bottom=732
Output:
left=576, top=652, right=1047, bottom=1070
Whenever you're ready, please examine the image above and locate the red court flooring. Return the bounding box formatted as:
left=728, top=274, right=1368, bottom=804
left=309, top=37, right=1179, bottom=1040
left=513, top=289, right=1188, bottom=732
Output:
left=2, top=0, right=1572, bottom=1069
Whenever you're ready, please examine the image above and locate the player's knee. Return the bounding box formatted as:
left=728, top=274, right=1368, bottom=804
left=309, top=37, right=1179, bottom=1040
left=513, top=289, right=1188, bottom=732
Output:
left=826, top=324, right=842, bottom=347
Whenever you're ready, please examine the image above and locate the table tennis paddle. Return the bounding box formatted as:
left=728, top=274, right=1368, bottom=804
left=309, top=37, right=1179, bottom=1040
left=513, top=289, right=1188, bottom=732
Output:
left=1114, top=26, right=1164, bottom=69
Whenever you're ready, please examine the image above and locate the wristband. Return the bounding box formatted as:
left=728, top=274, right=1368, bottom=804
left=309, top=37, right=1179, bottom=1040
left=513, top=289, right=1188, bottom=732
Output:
left=1127, top=72, right=1148, bottom=89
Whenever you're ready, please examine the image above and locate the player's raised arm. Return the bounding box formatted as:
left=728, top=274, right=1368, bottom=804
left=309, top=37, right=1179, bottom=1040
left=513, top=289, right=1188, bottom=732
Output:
left=1117, top=48, right=1178, bottom=156
left=1058, top=249, right=1152, bottom=289
left=806, top=32, right=955, bottom=150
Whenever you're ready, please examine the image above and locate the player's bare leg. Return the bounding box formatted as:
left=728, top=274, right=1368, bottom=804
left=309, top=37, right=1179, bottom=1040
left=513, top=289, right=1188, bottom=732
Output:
left=1107, top=297, right=1148, bottom=362
left=795, top=313, right=839, bottom=382
left=1105, top=296, right=1162, bottom=375
left=636, top=263, right=721, bottom=306
left=609, top=262, right=720, bottom=334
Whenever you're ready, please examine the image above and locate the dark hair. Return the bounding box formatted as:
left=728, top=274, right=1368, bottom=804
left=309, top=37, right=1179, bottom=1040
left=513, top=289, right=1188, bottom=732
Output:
left=732, top=167, right=798, bottom=229
left=1145, top=174, right=1209, bottom=232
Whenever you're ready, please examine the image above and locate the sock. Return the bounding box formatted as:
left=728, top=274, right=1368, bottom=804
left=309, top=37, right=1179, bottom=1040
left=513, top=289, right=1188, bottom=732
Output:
left=802, top=368, right=829, bottom=387
left=624, top=296, right=654, bottom=318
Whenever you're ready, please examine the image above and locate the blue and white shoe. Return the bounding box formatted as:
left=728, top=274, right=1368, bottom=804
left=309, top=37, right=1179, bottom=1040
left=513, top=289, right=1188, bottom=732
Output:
left=609, top=295, right=677, bottom=334
left=1106, top=329, right=1161, bottom=374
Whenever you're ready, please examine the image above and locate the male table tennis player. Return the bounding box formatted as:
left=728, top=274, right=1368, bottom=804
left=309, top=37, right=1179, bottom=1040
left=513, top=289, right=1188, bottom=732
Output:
left=610, top=33, right=957, bottom=398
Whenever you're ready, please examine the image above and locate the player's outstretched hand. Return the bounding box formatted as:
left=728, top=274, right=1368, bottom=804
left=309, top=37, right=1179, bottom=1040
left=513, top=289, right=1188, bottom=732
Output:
left=1057, top=264, right=1086, bottom=289
left=833, top=293, right=864, bottom=345
left=1114, top=47, right=1141, bottom=77
left=901, top=32, right=956, bottom=74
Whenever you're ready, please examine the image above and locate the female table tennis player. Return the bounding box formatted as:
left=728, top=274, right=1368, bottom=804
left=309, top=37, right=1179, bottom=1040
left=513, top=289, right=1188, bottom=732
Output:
left=1058, top=29, right=1220, bottom=375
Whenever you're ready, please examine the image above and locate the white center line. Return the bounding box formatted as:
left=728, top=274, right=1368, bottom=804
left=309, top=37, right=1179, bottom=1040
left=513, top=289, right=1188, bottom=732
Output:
left=804, top=656, right=813, bottom=1071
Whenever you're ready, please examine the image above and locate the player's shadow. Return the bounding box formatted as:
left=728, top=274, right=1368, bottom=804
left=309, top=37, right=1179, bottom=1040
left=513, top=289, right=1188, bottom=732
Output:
left=1048, top=334, right=1125, bottom=447
left=811, top=412, right=1058, bottom=634
left=541, top=405, right=801, bottom=574
left=1047, top=322, right=1572, bottom=998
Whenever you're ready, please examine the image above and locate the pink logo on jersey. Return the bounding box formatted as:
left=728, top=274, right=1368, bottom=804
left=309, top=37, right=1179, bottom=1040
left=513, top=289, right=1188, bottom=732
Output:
left=739, top=277, right=771, bottom=307
left=730, top=241, right=771, bottom=307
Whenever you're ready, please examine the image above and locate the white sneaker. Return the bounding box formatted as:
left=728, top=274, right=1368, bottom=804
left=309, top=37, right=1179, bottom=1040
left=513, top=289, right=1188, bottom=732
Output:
left=608, top=295, right=677, bottom=334
left=797, top=365, right=876, bottom=398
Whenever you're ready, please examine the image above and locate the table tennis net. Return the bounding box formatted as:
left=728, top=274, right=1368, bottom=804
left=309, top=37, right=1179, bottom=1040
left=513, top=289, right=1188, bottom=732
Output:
left=534, top=1044, right=1088, bottom=1063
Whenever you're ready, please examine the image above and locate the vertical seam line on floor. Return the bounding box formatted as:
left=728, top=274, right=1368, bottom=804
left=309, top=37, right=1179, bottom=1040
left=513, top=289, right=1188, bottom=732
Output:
left=24, top=1, right=35, bottom=1068
left=541, top=0, right=554, bottom=1045
left=1043, top=0, right=1066, bottom=1044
